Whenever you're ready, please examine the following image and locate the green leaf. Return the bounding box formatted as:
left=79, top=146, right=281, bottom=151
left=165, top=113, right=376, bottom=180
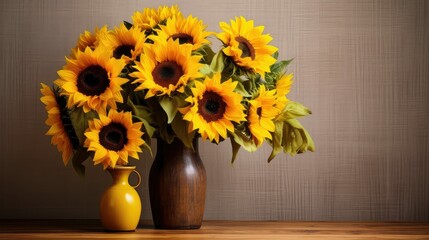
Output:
left=282, top=119, right=315, bottom=156
left=268, top=121, right=284, bottom=162
left=264, top=58, right=294, bottom=86
left=271, top=59, right=293, bottom=74
left=197, top=44, right=216, bottom=65
left=158, top=124, right=175, bottom=144
left=199, top=64, right=212, bottom=76
left=280, top=101, right=312, bottom=120
left=134, top=105, right=156, bottom=138
left=210, top=51, right=225, bottom=73
left=69, top=107, right=86, bottom=145
left=69, top=108, right=97, bottom=146
left=230, top=131, right=258, bottom=153
left=123, top=21, right=133, bottom=29
left=72, top=149, right=90, bottom=177
left=272, top=51, right=279, bottom=60
left=234, top=81, right=252, bottom=97
left=141, top=141, right=153, bottom=157
left=159, top=96, right=178, bottom=124
left=230, top=137, right=241, bottom=164
left=171, top=114, right=195, bottom=149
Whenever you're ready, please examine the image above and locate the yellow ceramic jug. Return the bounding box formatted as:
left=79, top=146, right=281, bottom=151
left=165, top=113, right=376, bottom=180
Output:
left=99, top=165, right=141, bottom=231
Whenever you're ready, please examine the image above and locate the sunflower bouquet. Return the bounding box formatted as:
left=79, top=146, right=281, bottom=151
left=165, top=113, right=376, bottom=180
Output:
left=40, top=5, right=314, bottom=175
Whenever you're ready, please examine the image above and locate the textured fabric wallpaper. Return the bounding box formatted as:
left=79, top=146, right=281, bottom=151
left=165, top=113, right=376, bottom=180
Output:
left=0, top=0, right=428, bottom=221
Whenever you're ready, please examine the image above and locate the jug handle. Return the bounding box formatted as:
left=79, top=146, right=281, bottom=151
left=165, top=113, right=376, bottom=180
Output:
left=130, top=170, right=141, bottom=188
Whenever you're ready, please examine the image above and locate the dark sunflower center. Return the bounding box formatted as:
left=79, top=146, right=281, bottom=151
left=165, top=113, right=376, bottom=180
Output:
left=152, top=61, right=184, bottom=88
left=198, top=91, right=226, bottom=122
left=113, top=44, right=134, bottom=59
left=56, top=94, right=80, bottom=149
left=206, top=101, right=219, bottom=113
left=235, top=36, right=255, bottom=60
left=257, top=107, right=262, bottom=119
left=171, top=33, right=194, bottom=44
left=77, top=65, right=109, bottom=96
left=99, top=123, right=128, bottom=151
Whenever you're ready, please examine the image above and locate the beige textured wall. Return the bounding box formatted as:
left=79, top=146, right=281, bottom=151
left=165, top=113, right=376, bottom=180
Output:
left=0, top=0, right=428, bottom=221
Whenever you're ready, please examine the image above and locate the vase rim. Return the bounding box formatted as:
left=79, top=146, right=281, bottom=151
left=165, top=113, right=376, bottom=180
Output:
left=108, top=165, right=136, bottom=170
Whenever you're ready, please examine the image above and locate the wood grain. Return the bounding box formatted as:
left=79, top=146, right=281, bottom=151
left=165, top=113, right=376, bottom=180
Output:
left=0, top=220, right=429, bottom=240
left=0, top=0, right=428, bottom=221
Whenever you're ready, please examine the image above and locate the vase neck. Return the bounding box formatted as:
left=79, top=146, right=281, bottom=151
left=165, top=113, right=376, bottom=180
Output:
left=108, top=166, right=135, bottom=186
left=155, top=137, right=200, bottom=164
left=157, top=137, right=198, bottom=152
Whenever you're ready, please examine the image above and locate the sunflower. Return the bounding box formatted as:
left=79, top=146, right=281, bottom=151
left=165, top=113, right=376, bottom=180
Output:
left=180, top=73, right=246, bottom=143
left=40, top=83, right=80, bottom=165
left=84, top=109, right=145, bottom=169
left=275, top=73, right=293, bottom=112
left=70, top=25, right=109, bottom=58
left=153, top=15, right=213, bottom=51
left=217, top=16, right=278, bottom=78
left=99, top=23, right=146, bottom=63
left=130, top=38, right=203, bottom=98
left=132, top=5, right=182, bottom=32
left=54, top=47, right=128, bottom=115
left=247, top=84, right=280, bottom=147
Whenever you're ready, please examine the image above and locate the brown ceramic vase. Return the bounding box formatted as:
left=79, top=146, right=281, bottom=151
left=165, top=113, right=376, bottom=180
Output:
left=149, top=137, right=207, bottom=229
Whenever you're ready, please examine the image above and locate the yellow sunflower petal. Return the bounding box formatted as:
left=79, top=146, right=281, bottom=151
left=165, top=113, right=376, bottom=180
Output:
left=181, top=73, right=246, bottom=143
left=216, top=16, right=277, bottom=77
left=40, top=84, right=77, bottom=165
left=132, top=38, right=203, bottom=98
left=84, top=109, right=145, bottom=169
left=247, top=84, right=280, bottom=147
left=56, top=47, right=127, bottom=115
left=153, top=15, right=213, bottom=51
left=98, top=23, right=146, bottom=63
left=93, top=146, right=107, bottom=162
left=132, top=5, right=182, bottom=31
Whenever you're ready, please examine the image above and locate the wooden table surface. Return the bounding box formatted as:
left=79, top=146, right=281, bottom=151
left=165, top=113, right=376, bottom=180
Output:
left=0, top=220, right=428, bottom=239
